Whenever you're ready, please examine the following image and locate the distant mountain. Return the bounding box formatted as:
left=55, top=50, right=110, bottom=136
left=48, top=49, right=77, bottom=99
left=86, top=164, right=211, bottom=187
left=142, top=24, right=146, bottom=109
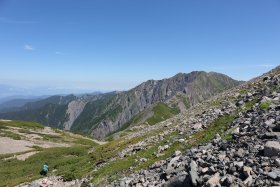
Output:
left=0, top=71, right=242, bottom=138
left=0, top=84, right=102, bottom=101
left=0, top=98, right=44, bottom=112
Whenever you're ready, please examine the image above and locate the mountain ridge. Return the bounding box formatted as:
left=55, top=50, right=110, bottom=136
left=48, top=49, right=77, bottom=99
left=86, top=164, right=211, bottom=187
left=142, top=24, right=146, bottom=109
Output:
left=0, top=71, right=242, bottom=138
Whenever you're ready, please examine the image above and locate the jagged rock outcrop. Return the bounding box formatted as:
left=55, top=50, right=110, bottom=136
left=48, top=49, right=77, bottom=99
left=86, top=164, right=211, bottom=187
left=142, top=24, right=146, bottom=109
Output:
left=63, top=100, right=87, bottom=130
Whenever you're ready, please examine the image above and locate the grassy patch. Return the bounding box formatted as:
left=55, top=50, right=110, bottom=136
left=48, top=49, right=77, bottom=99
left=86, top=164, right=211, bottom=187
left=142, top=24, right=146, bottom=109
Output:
left=0, top=125, right=8, bottom=129
left=0, top=146, right=93, bottom=186
left=30, top=146, right=44, bottom=151
left=259, top=100, right=273, bottom=110
left=244, top=98, right=259, bottom=110
left=0, top=129, right=21, bottom=140
left=239, top=89, right=247, bottom=95
left=0, top=153, right=18, bottom=160
left=91, top=132, right=179, bottom=184
left=18, top=129, right=31, bottom=134
left=73, top=137, right=98, bottom=146
left=146, top=103, right=179, bottom=125
left=187, top=114, right=235, bottom=146
left=41, top=134, right=62, bottom=141
left=91, top=113, right=236, bottom=185
left=0, top=120, right=44, bottom=130
left=223, top=126, right=238, bottom=141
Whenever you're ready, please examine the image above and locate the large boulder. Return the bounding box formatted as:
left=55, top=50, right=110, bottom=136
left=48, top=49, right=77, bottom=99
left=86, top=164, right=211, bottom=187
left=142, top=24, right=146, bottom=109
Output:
left=264, top=141, right=280, bottom=157
left=163, top=174, right=192, bottom=187
left=189, top=160, right=200, bottom=186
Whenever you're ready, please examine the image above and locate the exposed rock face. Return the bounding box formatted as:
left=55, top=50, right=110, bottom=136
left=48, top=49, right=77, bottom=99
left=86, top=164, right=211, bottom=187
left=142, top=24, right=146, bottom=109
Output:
left=63, top=100, right=87, bottom=130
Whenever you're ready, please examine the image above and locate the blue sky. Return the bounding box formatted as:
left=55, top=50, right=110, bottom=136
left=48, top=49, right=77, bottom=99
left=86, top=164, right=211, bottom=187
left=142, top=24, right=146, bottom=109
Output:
left=0, top=0, right=279, bottom=92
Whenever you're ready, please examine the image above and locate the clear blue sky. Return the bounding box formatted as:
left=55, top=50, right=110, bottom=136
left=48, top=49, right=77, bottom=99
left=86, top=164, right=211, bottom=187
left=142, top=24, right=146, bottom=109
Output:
left=0, top=0, right=279, bottom=91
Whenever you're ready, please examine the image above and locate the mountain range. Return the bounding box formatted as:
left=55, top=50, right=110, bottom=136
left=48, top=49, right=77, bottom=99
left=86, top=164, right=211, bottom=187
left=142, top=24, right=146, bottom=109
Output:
left=1, top=66, right=280, bottom=186
left=0, top=71, right=242, bottom=138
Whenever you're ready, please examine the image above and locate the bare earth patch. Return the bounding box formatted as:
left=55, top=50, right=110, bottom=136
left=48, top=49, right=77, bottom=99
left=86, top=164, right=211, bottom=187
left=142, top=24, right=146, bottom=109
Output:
left=92, top=139, right=107, bottom=145
left=0, top=137, right=34, bottom=154
left=16, top=151, right=40, bottom=160
left=0, top=129, right=70, bottom=155
left=0, top=119, right=12, bottom=122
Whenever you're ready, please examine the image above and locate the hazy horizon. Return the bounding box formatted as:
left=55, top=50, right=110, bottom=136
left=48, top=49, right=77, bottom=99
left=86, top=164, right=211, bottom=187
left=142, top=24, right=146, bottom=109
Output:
left=0, top=67, right=276, bottom=99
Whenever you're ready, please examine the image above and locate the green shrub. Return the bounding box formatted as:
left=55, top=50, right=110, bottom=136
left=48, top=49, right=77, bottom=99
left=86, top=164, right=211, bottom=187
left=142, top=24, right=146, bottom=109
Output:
left=0, top=120, right=44, bottom=129
left=259, top=101, right=272, bottom=110
left=0, top=130, right=21, bottom=140
left=0, top=146, right=92, bottom=186
left=63, top=172, right=76, bottom=181
left=146, top=103, right=179, bottom=125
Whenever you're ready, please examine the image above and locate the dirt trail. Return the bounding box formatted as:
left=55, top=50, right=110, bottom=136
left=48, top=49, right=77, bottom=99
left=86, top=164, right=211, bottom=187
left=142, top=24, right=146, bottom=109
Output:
left=92, top=139, right=107, bottom=145
left=16, top=151, right=40, bottom=161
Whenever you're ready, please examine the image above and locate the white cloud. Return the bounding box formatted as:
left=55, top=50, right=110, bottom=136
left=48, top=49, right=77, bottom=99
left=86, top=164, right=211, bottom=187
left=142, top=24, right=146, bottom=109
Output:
left=256, top=64, right=276, bottom=68
left=24, top=44, right=35, bottom=51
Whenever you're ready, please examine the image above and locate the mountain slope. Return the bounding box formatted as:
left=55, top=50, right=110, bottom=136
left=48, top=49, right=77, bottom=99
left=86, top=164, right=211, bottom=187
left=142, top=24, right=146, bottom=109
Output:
left=0, top=71, right=242, bottom=138
left=0, top=98, right=42, bottom=112
left=83, top=71, right=242, bottom=138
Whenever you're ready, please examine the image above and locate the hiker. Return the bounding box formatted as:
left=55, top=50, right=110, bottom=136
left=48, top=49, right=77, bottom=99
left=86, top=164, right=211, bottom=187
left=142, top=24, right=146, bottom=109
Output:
left=40, top=162, right=49, bottom=176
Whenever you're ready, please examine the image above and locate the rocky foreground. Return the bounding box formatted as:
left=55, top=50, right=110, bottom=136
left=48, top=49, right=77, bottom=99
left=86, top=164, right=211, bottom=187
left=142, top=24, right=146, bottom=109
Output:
left=17, top=176, right=92, bottom=187
left=112, top=71, right=280, bottom=186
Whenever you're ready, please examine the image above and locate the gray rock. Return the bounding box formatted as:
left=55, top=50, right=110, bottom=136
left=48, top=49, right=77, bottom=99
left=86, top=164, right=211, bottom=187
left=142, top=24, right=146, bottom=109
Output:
left=247, top=92, right=253, bottom=97
left=244, top=175, right=253, bottom=186
left=206, top=173, right=220, bottom=187
left=220, top=175, right=233, bottom=186
left=192, top=123, right=203, bottom=130
left=236, top=100, right=244, bottom=106
left=178, top=139, right=185, bottom=143
left=232, top=127, right=240, bottom=135
left=201, top=167, right=209, bottom=174
left=235, top=148, right=245, bottom=157
left=140, top=158, right=147, bottom=162
left=273, top=123, right=280, bottom=132
left=174, top=150, right=182, bottom=157
left=261, top=132, right=279, bottom=139
left=275, top=158, right=280, bottom=167
left=234, top=161, right=244, bottom=168
left=163, top=174, right=191, bottom=187
left=265, top=119, right=275, bottom=126
left=243, top=166, right=253, bottom=178
left=264, top=141, right=280, bottom=157
left=189, top=160, right=200, bottom=186
left=268, top=172, right=278, bottom=180
left=218, top=154, right=226, bottom=161
left=119, top=181, right=126, bottom=187
left=268, top=169, right=280, bottom=181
